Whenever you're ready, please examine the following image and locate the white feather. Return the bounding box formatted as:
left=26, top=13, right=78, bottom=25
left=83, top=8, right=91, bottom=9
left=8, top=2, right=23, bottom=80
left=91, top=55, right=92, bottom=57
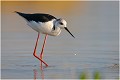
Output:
left=27, top=19, right=61, bottom=36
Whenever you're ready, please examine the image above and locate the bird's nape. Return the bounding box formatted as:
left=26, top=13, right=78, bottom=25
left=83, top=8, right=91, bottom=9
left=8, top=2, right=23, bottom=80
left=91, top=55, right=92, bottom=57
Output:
left=64, top=27, right=75, bottom=38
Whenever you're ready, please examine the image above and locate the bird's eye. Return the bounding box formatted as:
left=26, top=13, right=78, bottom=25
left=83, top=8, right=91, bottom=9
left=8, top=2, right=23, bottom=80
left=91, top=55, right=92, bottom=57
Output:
left=59, top=22, right=63, bottom=25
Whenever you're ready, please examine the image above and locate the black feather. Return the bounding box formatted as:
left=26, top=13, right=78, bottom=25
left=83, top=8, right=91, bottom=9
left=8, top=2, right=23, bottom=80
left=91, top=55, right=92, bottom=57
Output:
left=15, top=11, right=57, bottom=23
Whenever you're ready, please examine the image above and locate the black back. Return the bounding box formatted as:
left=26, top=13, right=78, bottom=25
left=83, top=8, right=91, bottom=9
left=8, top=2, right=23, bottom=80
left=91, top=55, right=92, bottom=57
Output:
left=15, top=11, right=57, bottom=22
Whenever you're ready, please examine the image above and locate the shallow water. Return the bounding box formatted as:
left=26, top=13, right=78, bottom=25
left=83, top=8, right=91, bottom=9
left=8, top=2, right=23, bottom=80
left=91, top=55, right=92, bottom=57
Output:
left=1, top=1, right=119, bottom=79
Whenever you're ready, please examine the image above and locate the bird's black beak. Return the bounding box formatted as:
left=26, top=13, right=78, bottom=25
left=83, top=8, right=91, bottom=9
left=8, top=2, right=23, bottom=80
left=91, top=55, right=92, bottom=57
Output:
left=64, top=27, right=75, bottom=38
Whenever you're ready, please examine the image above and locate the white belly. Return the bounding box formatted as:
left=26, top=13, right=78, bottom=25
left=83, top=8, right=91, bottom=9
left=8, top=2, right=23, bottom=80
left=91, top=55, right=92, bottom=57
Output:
left=27, top=20, right=53, bottom=33
left=27, top=20, right=61, bottom=36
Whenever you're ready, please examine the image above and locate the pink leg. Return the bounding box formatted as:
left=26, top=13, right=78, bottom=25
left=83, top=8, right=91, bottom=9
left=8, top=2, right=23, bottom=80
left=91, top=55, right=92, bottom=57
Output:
left=40, top=34, right=48, bottom=67
left=33, top=33, right=48, bottom=67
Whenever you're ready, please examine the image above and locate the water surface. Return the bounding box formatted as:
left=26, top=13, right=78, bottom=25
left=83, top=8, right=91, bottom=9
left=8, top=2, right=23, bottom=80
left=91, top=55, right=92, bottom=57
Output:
left=1, top=1, right=119, bottom=79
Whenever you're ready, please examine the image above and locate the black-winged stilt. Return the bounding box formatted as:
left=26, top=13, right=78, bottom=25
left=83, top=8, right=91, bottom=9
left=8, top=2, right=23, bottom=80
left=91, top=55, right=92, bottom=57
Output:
left=15, top=11, right=75, bottom=67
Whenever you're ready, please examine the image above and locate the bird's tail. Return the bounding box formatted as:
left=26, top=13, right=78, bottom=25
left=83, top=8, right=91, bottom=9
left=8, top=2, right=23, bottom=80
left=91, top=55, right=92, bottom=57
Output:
left=14, top=11, right=24, bottom=16
left=14, top=11, right=29, bottom=20
left=14, top=11, right=19, bottom=13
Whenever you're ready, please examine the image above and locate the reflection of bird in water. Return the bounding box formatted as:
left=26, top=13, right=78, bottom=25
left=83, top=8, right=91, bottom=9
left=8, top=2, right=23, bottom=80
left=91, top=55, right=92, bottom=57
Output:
left=33, top=67, right=44, bottom=80
left=33, top=69, right=37, bottom=80
left=15, top=11, right=75, bottom=67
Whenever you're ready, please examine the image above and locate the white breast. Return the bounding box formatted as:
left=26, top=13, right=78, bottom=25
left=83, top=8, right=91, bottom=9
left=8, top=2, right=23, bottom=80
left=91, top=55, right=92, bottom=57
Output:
left=49, top=27, right=61, bottom=36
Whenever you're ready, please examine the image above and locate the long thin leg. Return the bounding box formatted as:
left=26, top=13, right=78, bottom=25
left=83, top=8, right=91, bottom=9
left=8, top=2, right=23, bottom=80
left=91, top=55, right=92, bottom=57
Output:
left=40, top=34, right=48, bottom=67
left=33, top=33, right=48, bottom=67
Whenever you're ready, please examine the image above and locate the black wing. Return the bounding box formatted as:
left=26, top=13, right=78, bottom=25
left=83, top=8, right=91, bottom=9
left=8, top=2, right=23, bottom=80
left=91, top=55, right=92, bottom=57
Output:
left=15, top=11, right=57, bottom=22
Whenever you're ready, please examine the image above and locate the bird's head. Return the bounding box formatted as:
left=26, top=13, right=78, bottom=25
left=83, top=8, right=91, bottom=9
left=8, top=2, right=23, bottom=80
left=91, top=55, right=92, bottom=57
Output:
left=55, top=18, right=75, bottom=38
left=55, top=18, right=67, bottom=29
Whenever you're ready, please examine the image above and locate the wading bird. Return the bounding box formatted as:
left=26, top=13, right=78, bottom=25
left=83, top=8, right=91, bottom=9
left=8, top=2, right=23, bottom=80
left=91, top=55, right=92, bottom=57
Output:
left=15, top=11, right=75, bottom=67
